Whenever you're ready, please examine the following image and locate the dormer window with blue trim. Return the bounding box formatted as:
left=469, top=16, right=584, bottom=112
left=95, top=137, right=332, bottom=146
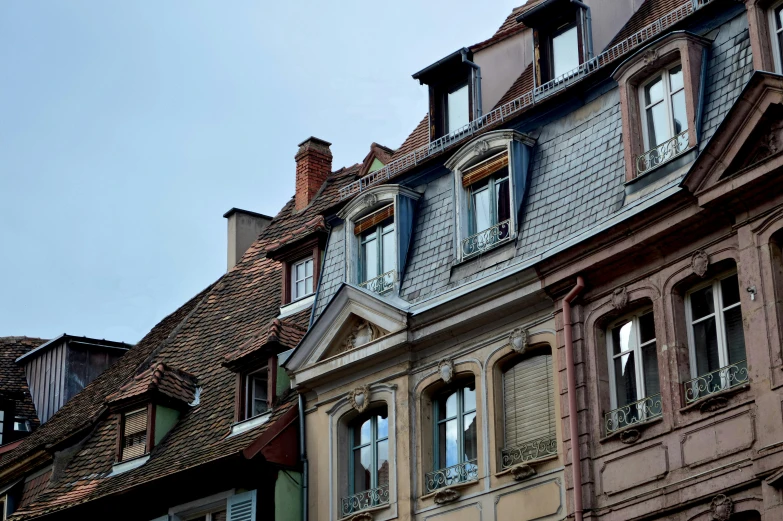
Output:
left=356, top=207, right=396, bottom=294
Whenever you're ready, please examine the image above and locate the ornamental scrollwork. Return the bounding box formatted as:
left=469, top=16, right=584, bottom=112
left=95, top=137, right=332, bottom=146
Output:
left=349, top=384, right=371, bottom=413
left=611, top=287, right=628, bottom=311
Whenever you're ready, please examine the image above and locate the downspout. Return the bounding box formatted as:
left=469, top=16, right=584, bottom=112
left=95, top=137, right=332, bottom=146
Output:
left=298, top=393, right=308, bottom=521
left=695, top=46, right=709, bottom=144
left=570, top=0, right=594, bottom=60
left=563, top=276, right=585, bottom=521
left=460, top=49, right=482, bottom=119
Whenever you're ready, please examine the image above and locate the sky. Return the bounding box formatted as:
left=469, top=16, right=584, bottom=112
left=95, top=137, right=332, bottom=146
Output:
left=0, top=1, right=522, bottom=344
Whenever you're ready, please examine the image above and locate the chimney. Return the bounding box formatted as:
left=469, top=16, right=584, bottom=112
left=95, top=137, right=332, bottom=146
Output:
left=223, top=208, right=273, bottom=271
left=295, top=137, right=332, bottom=211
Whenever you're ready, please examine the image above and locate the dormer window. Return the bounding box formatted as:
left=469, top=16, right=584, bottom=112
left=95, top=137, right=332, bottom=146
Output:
left=291, top=257, right=314, bottom=301
left=640, top=64, right=688, bottom=166
left=446, top=82, right=470, bottom=134
left=356, top=206, right=396, bottom=294
left=551, top=23, right=580, bottom=79
left=465, top=154, right=511, bottom=242
left=245, top=369, right=269, bottom=419
left=120, top=408, right=148, bottom=461
left=770, top=2, right=783, bottom=73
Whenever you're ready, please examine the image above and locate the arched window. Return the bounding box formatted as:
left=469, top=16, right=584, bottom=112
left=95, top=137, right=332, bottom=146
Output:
left=342, top=407, right=390, bottom=516
left=501, top=351, right=556, bottom=469
left=426, top=380, right=478, bottom=491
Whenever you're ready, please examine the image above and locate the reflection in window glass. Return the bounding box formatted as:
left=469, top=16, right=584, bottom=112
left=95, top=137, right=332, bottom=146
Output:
left=350, top=409, right=390, bottom=496
left=641, top=64, right=688, bottom=150
left=447, top=84, right=469, bottom=133
left=435, top=382, right=477, bottom=473
left=552, top=25, right=579, bottom=78
left=608, top=311, right=660, bottom=417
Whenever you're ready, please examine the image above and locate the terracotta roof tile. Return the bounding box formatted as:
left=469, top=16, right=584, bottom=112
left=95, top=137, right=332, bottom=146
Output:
left=607, top=0, right=690, bottom=48
left=390, top=115, right=429, bottom=162
left=105, top=363, right=197, bottom=407
left=224, top=319, right=307, bottom=368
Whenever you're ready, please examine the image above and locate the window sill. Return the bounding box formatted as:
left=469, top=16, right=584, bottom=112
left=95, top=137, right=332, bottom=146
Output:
left=599, top=415, right=663, bottom=444
left=679, top=383, right=750, bottom=415
left=278, top=294, right=315, bottom=318
left=419, top=479, right=479, bottom=501
left=109, top=454, right=149, bottom=477
left=228, top=411, right=272, bottom=438
left=494, top=453, right=557, bottom=478
left=338, top=502, right=390, bottom=521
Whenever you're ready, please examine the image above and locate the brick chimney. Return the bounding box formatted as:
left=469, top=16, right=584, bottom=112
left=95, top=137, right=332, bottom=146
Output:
left=295, top=137, right=332, bottom=211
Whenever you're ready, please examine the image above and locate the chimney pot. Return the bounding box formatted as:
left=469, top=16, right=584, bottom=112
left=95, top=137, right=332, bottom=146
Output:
left=295, top=137, right=332, bottom=210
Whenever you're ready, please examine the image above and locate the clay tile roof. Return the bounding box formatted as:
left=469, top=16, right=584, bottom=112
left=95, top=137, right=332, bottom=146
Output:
left=607, top=0, right=690, bottom=48
left=390, top=115, right=429, bottom=162
left=470, top=4, right=532, bottom=52
left=223, top=319, right=307, bottom=369
left=0, top=337, right=47, bottom=429
left=105, top=363, right=198, bottom=407
left=265, top=215, right=327, bottom=256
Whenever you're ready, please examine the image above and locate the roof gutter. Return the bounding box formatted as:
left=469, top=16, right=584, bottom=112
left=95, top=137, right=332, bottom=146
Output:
left=563, top=276, right=585, bottom=521
left=461, top=49, right=483, bottom=119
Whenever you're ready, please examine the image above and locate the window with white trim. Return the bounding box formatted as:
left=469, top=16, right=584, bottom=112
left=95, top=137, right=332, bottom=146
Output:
left=640, top=64, right=688, bottom=152
left=771, top=1, right=783, bottom=73
left=120, top=408, right=148, bottom=461
left=291, top=257, right=314, bottom=301
left=183, top=508, right=227, bottom=521
left=605, top=310, right=662, bottom=433
left=685, top=272, right=748, bottom=402
left=462, top=152, right=512, bottom=258
left=245, top=371, right=268, bottom=419
left=354, top=205, right=397, bottom=294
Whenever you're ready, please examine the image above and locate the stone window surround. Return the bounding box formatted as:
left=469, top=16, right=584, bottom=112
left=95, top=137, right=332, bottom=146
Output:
left=613, top=32, right=711, bottom=182
left=327, top=384, right=398, bottom=521
left=745, top=0, right=783, bottom=73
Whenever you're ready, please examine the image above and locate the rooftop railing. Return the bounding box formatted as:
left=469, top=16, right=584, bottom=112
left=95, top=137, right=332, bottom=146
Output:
left=339, top=0, right=710, bottom=202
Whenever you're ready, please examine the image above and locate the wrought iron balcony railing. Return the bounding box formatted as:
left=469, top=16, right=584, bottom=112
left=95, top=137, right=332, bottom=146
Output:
left=359, top=270, right=396, bottom=295
left=338, top=1, right=710, bottom=202
left=635, top=130, right=689, bottom=176
left=340, top=485, right=390, bottom=517
left=501, top=434, right=557, bottom=469
left=461, top=220, right=511, bottom=259
left=684, top=360, right=748, bottom=404
left=425, top=459, right=479, bottom=493
left=604, top=393, right=663, bottom=435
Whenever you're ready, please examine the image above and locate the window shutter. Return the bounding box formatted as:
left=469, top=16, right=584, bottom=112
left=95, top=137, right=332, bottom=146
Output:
left=396, top=194, right=418, bottom=282
left=227, top=490, right=256, bottom=521
left=462, top=152, right=509, bottom=187
left=122, top=408, right=148, bottom=460
left=503, top=354, right=555, bottom=450
left=510, top=139, right=533, bottom=231
left=354, top=205, right=394, bottom=235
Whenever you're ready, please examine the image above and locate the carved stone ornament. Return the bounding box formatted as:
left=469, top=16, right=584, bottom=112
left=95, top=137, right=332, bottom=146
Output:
left=349, top=385, right=371, bottom=413
left=619, top=429, right=641, bottom=444
left=699, top=395, right=729, bottom=413
left=692, top=250, right=710, bottom=278
left=362, top=193, right=378, bottom=208
left=473, top=139, right=490, bottom=156
left=342, top=319, right=384, bottom=351
left=349, top=512, right=374, bottom=521
left=611, top=287, right=628, bottom=311
left=433, top=487, right=461, bottom=505
left=510, top=463, right=536, bottom=481
left=755, top=120, right=783, bottom=162
left=642, top=48, right=659, bottom=66
left=438, top=359, right=455, bottom=384
left=509, top=328, right=529, bottom=354
left=710, top=494, right=734, bottom=521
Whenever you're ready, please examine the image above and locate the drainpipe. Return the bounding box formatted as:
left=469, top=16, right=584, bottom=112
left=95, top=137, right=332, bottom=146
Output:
left=460, top=49, right=482, bottom=119
left=563, top=275, right=585, bottom=521
left=298, top=393, right=308, bottom=521
left=695, top=46, right=709, bottom=144
left=570, top=0, right=594, bottom=61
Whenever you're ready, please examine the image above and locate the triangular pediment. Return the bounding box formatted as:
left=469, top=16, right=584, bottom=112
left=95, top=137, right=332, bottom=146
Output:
left=683, top=73, right=783, bottom=206
left=284, top=285, right=408, bottom=375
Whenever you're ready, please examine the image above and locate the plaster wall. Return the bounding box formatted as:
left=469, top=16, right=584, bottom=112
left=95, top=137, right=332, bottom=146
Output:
left=475, top=31, right=532, bottom=112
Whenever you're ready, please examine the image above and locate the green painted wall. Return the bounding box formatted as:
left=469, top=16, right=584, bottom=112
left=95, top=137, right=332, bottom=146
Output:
left=154, top=405, right=180, bottom=445
left=368, top=157, right=384, bottom=173
left=276, top=365, right=290, bottom=397
left=275, top=470, right=302, bottom=521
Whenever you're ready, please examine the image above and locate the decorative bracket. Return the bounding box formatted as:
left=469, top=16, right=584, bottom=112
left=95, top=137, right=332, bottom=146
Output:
left=433, top=487, right=461, bottom=505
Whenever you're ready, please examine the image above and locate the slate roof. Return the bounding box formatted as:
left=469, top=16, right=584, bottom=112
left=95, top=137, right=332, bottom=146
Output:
left=0, top=337, right=47, bottom=430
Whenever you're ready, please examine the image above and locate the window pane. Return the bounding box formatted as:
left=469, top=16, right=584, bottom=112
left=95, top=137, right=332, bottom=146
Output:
left=777, top=6, right=783, bottom=30
left=690, top=286, right=715, bottom=320
left=613, top=352, right=638, bottom=407
left=382, top=230, right=395, bottom=274
left=496, top=176, right=510, bottom=224
left=363, top=237, right=378, bottom=281
left=552, top=26, right=579, bottom=78
left=463, top=384, right=476, bottom=413
left=305, top=276, right=313, bottom=295
left=612, top=321, right=635, bottom=356
left=439, top=392, right=458, bottom=420
left=644, top=76, right=664, bottom=105
left=447, top=84, right=469, bottom=133
left=724, top=306, right=746, bottom=364
left=639, top=312, right=656, bottom=344
left=647, top=101, right=669, bottom=147
left=669, top=64, right=684, bottom=92
left=305, top=259, right=313, bottom=277
left=671, top=90, right=687, bottom=135
left=472, top=186, right=491, bottom=233
left=296, top=281, right=305, bottom=298
left=721, top=274, right=741, bottom=307
left=296, top=262, right=305, bottom=280
left=693, top=316, right=721, bottom=375
left=641, top=343, right=660, bottom=397
left=353, top=446, right=372, bottom=493
left=377, top=439, right=389, bottom=487
left=439, top=418, right=459, bottom=468
left=359, top=418, right=372, bottom=445
left=376, top=413, right=388, bottom=439
left=463, top=411, right=477, bottom=461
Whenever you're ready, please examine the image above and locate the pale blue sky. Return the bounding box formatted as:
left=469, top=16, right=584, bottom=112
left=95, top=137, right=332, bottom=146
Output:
left=0, top=1, right=521, bottom=343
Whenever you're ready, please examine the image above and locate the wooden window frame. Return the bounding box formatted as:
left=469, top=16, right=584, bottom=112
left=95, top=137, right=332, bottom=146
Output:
left=280, top=240, right=322, bottom=305
left=430, top=76, right=473, bottom=140
left=348, top=408, right=389, bottom=497
left=638, top=63, right=687, bottom=151
left=769, top=1, right=783, bottom=73
left=234, top=356, right=277, bottom=423
left=358, top=219, right=395, bottom=285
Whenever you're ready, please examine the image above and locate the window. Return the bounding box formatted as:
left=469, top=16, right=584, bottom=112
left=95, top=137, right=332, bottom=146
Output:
left=462, top=151, right=512, bottom=258
left=245, top=371, right=269, bottom=419
left=771, top=2, right=783, bottom=73
left=342, top=409, right=390, bottom=516
left=685, top=272, right=748, bottom=403
left=426, top=382, right=478, bottom=492
left=120, top=408, right=148, bottom=461
left=13, top=418, right=31, bottom=433
left=446, top=83, right=470, bottom=134
left=355, top=205, right=396, bottom=294
left=501, top=352, right=556, bottom=469
left=551, top=24, right=580, bottom=79
left=291, top=257, right=314, bottom=301
left=605, top=311, right=662, bottom=433
left=640, top=64, right=688, bottom=153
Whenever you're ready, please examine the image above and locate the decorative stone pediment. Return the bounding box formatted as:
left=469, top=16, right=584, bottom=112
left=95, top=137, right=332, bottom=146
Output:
left=323, top=315, right=388, bottom=359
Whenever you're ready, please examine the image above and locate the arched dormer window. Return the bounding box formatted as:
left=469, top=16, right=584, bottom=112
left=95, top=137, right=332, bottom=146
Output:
left=444, top=130, right=535, bottom=263
left=338, top=185, right=421, bottom=296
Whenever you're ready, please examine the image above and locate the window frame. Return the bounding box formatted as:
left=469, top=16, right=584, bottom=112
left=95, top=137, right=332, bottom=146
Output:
left=444, top=81, right=470, bottom=136
left=348, top=410, right=390, bottom=497
left=359, top=218, right=396, bottom=285
left=638, top=62, right=687, bottom=152
left=467, top=168, right=510, bottom=237
left=290, top=257, right=315, bottom=302
left=549, top=22, right=580, bottom=80
left=684, top=270, right=746, bottom=380
left=119, top=407, right=149, bottom=462
left=432, top=382, right=477, bottom=473
left=606, top=309, right=659, bottom=411
left=769, top=1, right=783, bottom=74
left=244, top=369, right=269, bottom=420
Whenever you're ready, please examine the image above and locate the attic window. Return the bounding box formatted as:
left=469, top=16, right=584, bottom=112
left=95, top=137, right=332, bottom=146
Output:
left=245, top=370, right=269, bottom=419
left=447, top=82, right=470, bottom=134
left=551, top=23, right=580, bottom=78
left=120, top=408, right=148, bottom=461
